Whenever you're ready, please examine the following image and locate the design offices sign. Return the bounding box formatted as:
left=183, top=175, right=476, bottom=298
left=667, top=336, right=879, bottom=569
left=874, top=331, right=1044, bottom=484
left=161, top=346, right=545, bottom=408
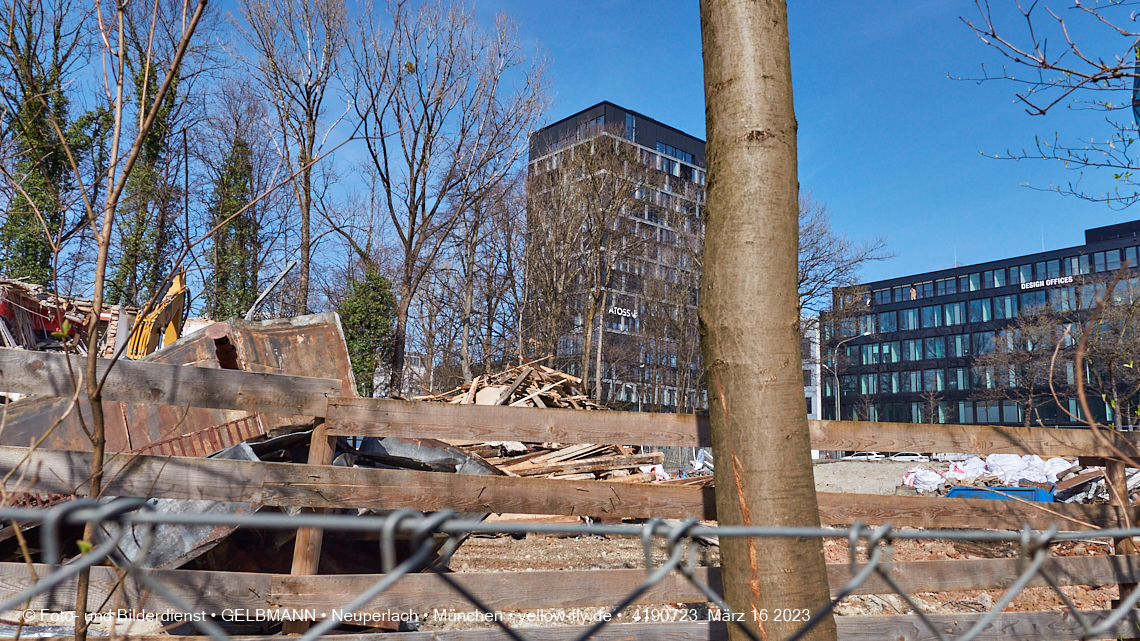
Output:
left=1019, top=276, right=1074, bottom=290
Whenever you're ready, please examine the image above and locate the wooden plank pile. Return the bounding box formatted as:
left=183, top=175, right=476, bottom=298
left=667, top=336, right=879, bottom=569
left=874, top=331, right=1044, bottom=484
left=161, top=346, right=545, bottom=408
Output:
left=411, top=362, right=607, bottom=409
left=413, top=362, right=699, bottom=483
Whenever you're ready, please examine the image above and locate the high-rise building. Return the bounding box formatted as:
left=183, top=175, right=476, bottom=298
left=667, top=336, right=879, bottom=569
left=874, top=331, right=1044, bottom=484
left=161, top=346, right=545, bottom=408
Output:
left=825, top=221, right=1140, bottom=426
left=526, top=102, right=707, bottom=411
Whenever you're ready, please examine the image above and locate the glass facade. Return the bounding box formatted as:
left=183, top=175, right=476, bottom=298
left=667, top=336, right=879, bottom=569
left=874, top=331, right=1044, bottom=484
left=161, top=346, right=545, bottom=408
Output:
left=824, top=224, right=1137, bottom=425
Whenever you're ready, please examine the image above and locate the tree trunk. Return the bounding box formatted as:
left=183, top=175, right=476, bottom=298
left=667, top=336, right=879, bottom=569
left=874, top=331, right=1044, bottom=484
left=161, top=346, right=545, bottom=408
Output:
left=580, top=302, right=595, bottom=392
left=594, top=291, right=607, bottom=401
left=699, top=1, right=836, bottom=640
left=389, top=292, right=411, bottom=396
left=297, top=149, right=312, bottom=314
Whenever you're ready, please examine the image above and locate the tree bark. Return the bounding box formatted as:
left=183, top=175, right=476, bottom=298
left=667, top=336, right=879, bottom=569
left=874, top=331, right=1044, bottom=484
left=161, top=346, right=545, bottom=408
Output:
left=595, top=291, right=607, bottom=401
left=699, top=1, right=836, bottom=640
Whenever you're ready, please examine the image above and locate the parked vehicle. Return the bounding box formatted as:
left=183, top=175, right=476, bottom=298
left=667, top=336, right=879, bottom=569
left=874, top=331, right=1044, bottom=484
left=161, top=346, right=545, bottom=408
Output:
left=842, top=451, right=884, bottom=461
left=933, top=452, right=970, bottom=462
left=890, top=452, right=930, bottom=462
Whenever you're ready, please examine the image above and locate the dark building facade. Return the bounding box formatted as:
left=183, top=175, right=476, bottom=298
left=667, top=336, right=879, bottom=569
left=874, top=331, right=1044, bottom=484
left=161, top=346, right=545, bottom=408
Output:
left=826, top=221, right=1140, bottom=426
left=527, top=102, right=706, bottom=411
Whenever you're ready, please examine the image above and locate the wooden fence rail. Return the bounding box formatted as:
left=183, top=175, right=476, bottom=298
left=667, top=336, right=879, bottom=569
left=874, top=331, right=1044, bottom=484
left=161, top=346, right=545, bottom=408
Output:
left=4, top=349, right=1139, bottom=639
left=3, top=350, right=1137, bottom=456
left=0, top=446, right=1130, bottom=530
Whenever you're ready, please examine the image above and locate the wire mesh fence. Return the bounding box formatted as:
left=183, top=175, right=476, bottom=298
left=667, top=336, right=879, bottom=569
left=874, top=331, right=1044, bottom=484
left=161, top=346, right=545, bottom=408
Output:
left=2, top=498, right=1140, bottom=640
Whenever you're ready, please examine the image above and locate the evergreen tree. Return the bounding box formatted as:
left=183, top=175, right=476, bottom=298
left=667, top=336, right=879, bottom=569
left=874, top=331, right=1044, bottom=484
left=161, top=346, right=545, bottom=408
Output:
left=204, top=137, right=261, bottom=319
left=0, top=1, right=75, bottom=287
left=107, top=68, right=181, bottom=306
left=337, top=271, right=396, bottom=397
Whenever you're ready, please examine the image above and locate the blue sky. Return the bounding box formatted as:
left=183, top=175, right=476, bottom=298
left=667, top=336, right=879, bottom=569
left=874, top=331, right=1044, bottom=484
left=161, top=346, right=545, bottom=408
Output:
left=477, top=1, right=1129, bottom=283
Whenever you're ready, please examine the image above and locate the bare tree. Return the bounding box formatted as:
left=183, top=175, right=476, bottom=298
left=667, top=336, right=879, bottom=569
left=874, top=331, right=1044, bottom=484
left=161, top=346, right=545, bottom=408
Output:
left=1079, top=273, right=1140, bottom=429
left=525, top=125, right=657, bottom=397
left=346, top=0, right=546, bottom=395
left=798, top=193, right=890, bottom=317
left=972, top=305, right=1073, bottom=427
left=963, top=1, right=1140, bottom=206
left=700, top=1, right=837, bottom=640
left=236, top=0, right=347, bottom=313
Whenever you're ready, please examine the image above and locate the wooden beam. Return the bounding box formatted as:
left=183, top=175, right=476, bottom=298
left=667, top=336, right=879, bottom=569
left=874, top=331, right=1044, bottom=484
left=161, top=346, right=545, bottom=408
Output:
left=512, top=453, right=664, bottom=477
left=284, top=419, right=335, bottom=635
left=6, top=555, right=1140, bottom=622
left=0, top=447, right=1129, bottom=530
left=810, top=419, right=1140, bottom=459
left=325, top=397, right=713, bottom=447
left=0, top=349, right=339, bottom=416
left=326, top=396, right=1139, bottom=457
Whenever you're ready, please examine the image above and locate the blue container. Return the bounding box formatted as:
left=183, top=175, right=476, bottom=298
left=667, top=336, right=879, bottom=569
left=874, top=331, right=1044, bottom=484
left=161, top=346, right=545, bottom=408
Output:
left=945, top=483, right=1055, bottom=503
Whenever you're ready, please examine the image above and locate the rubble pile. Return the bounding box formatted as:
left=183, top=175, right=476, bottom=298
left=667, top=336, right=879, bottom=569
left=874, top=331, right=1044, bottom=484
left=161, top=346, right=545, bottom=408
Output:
left=412, top=362, right=608, bottom=409
left=901, top=453, right=1140, bottom=504
left=413, top=362, right=709, bottom=484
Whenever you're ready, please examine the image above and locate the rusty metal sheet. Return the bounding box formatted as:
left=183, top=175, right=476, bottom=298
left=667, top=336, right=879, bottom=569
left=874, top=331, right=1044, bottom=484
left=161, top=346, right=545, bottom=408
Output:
left=0, top=313, right=354, bottom=452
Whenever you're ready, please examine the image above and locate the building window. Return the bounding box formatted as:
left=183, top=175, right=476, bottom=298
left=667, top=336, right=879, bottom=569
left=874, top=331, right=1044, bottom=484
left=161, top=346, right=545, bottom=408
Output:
left=959, top=401, right=975, bottom=424
left=993, top=268, right=1007, bottom=287
left=936, top=278, right=957, bottom=296
left=806, top=397, right=812, bottom=415
left=861, top=343, right=880, bottom=365
left=1052, top=286, right=1077, bottom=312
left=803, top=369, right=812, bottom=386
left=879, top=371, right=900, bottom=394
left=900, top=308, right=919, bottom=330
left=923, top=336, right=946, bottom=359
left=948, top=334, right=970, bottom=357
left=1046, top=260, right=1061, bottom=279
left=1125, top=247, right=1138, bottom=268
left=948, top=367, right=970, bottom=391
left=902, top=339, right=922, bottom=361
left=1020, top=291, right=1046, bottom=314
left=625, top=113, right=635, bottom=140
left=968, top=273, right=981, bottom=292
left=921, top=305, right=942, bottom=328
left=969, top=298, right=992, bottom=323
left=883, top=341, right=901, bottom=363
left=923, top=369, right=945, bottom=392
left=901, top=370, right=921, bottom=392
left=982, top=270, right=994, bottom=289
left=878, top=311, right=897, bottom=333
left=944, top=302, right=966, bottom=326
left=977, top=401, right=1000, bottom=423
left=1106, top=249, right=1122, bottom=272
left=858, top=315, right=876, bottom=335
left=994, top=294, right=1018, bottom=320
left=1003, top=401, right=1022, bottom=424
left=972, top=331, right=996, bottom=354
left=860, top=374, right=877, bottom=395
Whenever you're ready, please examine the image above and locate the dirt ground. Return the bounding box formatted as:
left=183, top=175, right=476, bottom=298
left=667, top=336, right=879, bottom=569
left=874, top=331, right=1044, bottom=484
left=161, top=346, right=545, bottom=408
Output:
left=426, top=532, right=1119, bottom=631
left=419, top=459, right=1119, bottom=631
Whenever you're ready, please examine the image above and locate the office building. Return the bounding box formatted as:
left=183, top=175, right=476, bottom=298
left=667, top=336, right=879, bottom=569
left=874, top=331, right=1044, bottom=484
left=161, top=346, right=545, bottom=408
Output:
left=527, top=102, right=706, bottom=411
left=826, top=221, right=1140, bottom=426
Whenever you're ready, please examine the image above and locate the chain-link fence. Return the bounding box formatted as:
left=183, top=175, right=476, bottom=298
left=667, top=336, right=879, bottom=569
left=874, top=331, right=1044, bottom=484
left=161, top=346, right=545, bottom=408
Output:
left=3, top=498, right=1140, bottom=640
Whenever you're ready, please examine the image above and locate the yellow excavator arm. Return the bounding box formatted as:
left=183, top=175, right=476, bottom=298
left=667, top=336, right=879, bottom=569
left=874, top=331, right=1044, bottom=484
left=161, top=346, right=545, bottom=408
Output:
left=126, top=269, right=189, bottom=359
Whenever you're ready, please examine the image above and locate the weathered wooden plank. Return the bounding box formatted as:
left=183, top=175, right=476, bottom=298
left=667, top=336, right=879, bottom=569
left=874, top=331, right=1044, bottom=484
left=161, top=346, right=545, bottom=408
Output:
left=325, top=397, right=714, bottom=447
left=811, top=419, right=1140, bottom=458
left=325, top=396, right=1137, bottom=457
left=0, top=446, right=1129, bottom=530
left=0, top=349, right=340, bottom=416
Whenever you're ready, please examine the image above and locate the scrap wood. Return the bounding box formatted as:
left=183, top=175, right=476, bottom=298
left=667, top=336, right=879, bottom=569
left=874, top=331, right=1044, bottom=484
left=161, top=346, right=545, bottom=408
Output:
left=513, top=452, right=665, bottom=477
